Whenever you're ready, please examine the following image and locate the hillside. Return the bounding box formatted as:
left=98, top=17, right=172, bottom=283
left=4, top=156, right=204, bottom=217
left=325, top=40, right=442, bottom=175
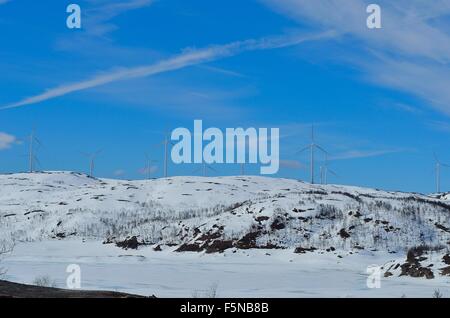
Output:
left=1, top=171, right=450, bottom=255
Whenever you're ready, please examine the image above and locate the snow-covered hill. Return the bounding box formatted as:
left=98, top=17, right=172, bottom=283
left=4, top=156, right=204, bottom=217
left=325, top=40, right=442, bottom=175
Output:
left=2, top=171, right=450, bottom=295
left=1, top=171, right=450, bottom=256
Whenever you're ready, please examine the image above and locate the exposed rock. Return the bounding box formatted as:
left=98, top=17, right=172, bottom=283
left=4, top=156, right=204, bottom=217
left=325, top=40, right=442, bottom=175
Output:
left=338, top=228, right=350, bottom=239
left=270, top=216, right=286, bottom=231
left=294, top=247, right=317, bottom=254
left=115, top=236, right=143, bottom=250
left=175, top=243, right=203, bottom=252
left=205, top=240, right=233, bottom=253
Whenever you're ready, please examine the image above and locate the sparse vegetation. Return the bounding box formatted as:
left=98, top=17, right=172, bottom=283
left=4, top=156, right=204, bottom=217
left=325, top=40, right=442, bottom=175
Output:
left=2, top=173, right=450, bottom=257
left=0, top=241, right=13, bottom=277
left=192, top=282, right=219, bottom=298
left=433, top=289, right=443, bottom=298
left=32, top=275, right=58, bottom=288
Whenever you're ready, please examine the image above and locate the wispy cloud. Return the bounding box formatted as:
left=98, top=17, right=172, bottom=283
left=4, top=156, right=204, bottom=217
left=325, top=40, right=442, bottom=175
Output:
left=113, top=169, right=126, bottom=177
left=261, top=0, right=450, bottom=115
left=84, top=0, right=154, bottom=37
left=54, top=0, right=157, bottom=61
left=199, top=65, right=247, bottom=78
left=330, top=148, right=407, bottom=161
left=428, top=121, right=450, bottom=134
left=390, top=102, right=422, bottom=115
left=0, top=0, right=10, bottom=4
left=1, top=31, right=335, bottom=110
left=0, top=132, right=18, bottom=150
left=280, top=159, right=305, bottom=170
left=139, top=165, right=158, bottom=176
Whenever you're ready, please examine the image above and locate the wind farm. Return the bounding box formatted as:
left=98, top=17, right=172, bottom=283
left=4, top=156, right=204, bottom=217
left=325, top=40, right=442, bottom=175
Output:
left=1, top=0, right=450, bottom=301
left=6, top=124, right=449, bottom=196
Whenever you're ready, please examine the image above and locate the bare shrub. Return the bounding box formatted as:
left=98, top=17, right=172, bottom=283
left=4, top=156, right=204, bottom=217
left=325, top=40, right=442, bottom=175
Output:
left=0, top=241, right=14, bottom=277
left=433, top=289, right=443, bottom=299
left=192, top=282, right=219, bottom=298
left=32, top=275, right=58, bottom=288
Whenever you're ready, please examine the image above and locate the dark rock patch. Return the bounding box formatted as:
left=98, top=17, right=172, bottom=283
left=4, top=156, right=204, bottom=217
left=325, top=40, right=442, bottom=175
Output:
left=338, top=228, right=350, bottom=239
left=115, top=236, right=144, bottom=250
left=443, top=254, right=450, bottom=265
left=205, top=240, right=233, bottom=253
left=270, top=217, right=286, bottom=231
left=435, top=223, right=450, bottom=233
left=235, top=231, right=260, bottom=249
left=175, top=243, right=203, bottom=252
left=294, top=246, right=317, bottom=254
left=440, top=266, right=450, bottom=276
left=255, top=216, right=270, bottom=222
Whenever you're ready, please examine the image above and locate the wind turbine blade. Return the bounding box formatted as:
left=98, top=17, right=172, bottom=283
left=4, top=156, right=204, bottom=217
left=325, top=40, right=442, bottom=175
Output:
left=34, top=137, right=44, bottom=149
left=208, top=165, right=218, bottom=173
left=192, top=167, right=202, bottom=174
left=315, top=144, right=328, bottom=154
left=328, top=169, right=339, bottom=177
left=434, top=152, right=440, bottom=163
left=94, top=150, right=102, bottom=157
left=295, top=146, right=310, bottom=155
left=34, top=156, right=42, bottom=169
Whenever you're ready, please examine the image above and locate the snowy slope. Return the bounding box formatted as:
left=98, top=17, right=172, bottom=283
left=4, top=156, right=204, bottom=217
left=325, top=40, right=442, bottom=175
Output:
left=1, top=171, right=450, bottom=255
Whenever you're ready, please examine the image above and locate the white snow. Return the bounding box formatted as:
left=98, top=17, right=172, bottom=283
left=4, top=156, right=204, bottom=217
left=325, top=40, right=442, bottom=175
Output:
left=1, top=171, right=450, bottom=297
left=2, top=240, right=449, bottom=298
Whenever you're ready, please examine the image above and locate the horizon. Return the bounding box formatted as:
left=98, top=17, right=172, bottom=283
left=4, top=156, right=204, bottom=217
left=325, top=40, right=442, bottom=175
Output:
left=0, top=169, right=434, bottom=195
left=1, top=1, right=450, bottom=194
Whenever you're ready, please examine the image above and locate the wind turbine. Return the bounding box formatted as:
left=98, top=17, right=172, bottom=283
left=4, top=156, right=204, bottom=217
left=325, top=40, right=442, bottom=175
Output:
left=144, top=153, right=158, bottom=180
left=28, top=129, right=42, bottom=173
left=194, top=163, right=217, bottom=177
left=81, top=150, right=101, bottom=178
left=156, top=133, right=174, bottom=178
left=434, top=153, right=450, bottom=193
left=240, top=163, right=245, bottom=175
left=297, top=125, right=327, bottom=184
left=320, top=154, right=338, bottom=185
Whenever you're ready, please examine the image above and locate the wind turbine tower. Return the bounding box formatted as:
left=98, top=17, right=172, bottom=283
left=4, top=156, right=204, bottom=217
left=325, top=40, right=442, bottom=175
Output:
left=159, top=134, right=174, bottom=178
left=82, top=151, right=101, bottom=178
left=434, top=153, right=450, bottom=193
left=320, top=153, right=337, bottom=185
left=298, top=125, right=327, bottom=184
left=28, top=129, right=42, bottom=173
left=194, top=163, right=216, bottom=177
left=144, top=153, right=157, bottom=180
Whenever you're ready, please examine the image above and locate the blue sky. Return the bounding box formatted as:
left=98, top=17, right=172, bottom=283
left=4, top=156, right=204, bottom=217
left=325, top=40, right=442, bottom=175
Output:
left=1, top=0, right=450, bottom=193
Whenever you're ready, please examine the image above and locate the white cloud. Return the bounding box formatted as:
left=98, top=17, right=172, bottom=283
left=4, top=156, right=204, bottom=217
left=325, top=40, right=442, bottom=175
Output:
left=83, top=0, right=154, bottom=37
left=330, top=148, right=406, bottom=160
left=1, top=31, right=334, bottom=110
left=280, top=159, right=305, bottom=170
left=113, top=169, right=126, bottom=176
left=428, top=121, right=450, bottom=134
left=261, top=0, right=450, bottom=114
left=139, top=165, right=158, bottom=175
left=0, top=132, right=18, bottom=150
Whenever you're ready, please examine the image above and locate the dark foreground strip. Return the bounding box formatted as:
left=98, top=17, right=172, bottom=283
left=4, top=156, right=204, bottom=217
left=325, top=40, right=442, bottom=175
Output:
left=0, top=280, right=147, bottom=298
left=1, top=281, right=450, bottom=315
